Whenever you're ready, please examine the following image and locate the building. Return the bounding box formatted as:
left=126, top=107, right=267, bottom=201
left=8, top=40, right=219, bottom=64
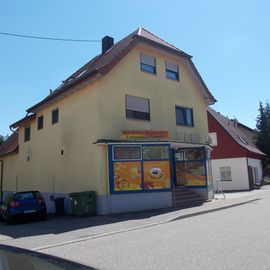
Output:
left=0, top=27, right=216, bottom=214
left=208, top=107, right=265, bottom=191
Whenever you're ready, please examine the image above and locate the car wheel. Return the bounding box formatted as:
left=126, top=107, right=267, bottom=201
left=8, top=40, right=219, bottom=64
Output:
left=6, top=217, right=13, bottom=225
left=39, top=214, right=47, bottom=221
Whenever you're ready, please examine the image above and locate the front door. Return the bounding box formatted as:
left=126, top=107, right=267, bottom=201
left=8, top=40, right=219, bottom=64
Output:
left=248, top=166, right=254, bottom=190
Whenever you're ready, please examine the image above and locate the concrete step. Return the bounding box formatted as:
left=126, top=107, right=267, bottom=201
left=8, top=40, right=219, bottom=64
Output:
left=173, top=187, right=205, bottom=207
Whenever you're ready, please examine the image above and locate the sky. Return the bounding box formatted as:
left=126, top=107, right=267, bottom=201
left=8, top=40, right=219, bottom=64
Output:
left=1, top=0, right=269, bottom=136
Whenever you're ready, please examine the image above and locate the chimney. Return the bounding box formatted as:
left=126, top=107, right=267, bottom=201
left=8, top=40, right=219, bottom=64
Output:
left=102, top=36, right=114, bottom=54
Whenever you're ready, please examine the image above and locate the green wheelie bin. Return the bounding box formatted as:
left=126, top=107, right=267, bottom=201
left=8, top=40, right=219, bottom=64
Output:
left=69, top=191, right=95, bottom=217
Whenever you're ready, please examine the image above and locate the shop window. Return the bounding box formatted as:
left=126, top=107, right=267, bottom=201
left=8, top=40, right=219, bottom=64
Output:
left=113, top=146, right=141, bottom=160
left=113, top=162, right=142, bottom=191
left=220, top=167, right=232, bottom=181
left=140, top=53, right=156, bottom=74
left=166, top=61, right=179, bottom=81
left=176, top=106, right=194, bottom=126
left=143, top=160, right=171, bottom=190
left=52, top=108, right=59, bottom=125
left=143, top=146, right=169, bottom=160
left=24, top=126, right=30, bottom=142
left=110, top=144, right=171, bottom=193
left=175, top=148, right=204, bottom=161
left=37, top=115, right=44, bottom=130
left=126, top=95, right=150, bottom=121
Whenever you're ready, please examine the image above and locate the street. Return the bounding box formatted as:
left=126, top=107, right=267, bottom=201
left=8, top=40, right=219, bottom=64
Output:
left=1, top=187, right=270, bottom=269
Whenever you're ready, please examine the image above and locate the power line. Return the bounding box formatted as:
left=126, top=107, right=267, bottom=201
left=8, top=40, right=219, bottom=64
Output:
left=0, top=31, right=101, bottom=42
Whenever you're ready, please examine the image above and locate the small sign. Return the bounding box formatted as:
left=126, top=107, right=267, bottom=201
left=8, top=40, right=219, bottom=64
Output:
left=121, top=130, right=169, bottom=140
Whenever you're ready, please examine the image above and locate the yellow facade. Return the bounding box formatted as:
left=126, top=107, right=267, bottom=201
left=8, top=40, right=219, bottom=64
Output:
left=1, top=43, right=210, bottom=198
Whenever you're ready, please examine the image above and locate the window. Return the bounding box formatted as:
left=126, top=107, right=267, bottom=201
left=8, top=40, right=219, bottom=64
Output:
left=126, top=95, right=150, bottom=121
left=52, top=108, right=59, bottom=125
left=37, top=115, right=43, bottom=130
left=175, top=106, right=194, bottom=126
left=143, top=146, right=169, bottom=160
left=24, top=126, right=30, bottom=142
left=113, top=146, right=141, bottom=160
left=220, top=167, right=232, bottom=181
left=140, top=53, right=156, bottom=74
left=166, top=61, right=179, bottom=81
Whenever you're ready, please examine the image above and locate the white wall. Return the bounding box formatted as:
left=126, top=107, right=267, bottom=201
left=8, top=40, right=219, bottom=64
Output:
left=247, top=158, right=263, bottom=184
left=212, top=158, right=249, bottom=191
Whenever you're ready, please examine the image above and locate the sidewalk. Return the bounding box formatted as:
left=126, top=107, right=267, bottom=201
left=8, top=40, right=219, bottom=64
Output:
left=0, top=186, right=269, bottom=251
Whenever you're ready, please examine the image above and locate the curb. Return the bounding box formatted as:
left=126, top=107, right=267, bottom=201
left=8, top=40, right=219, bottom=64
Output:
left=32, top=198, right=259, bottom=251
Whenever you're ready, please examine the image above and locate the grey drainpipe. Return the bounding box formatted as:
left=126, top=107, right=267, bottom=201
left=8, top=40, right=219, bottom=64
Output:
left=0, top=160, right=3, bottom=204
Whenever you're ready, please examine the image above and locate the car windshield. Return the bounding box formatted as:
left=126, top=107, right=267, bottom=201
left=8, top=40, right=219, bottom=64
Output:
left=0, top=245, right=94, bottom=270
left=14, top=192, right=35, bottom=201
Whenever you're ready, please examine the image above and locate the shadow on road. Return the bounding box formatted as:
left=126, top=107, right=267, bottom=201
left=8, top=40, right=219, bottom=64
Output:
left=0, top=204, right=203, bottom=239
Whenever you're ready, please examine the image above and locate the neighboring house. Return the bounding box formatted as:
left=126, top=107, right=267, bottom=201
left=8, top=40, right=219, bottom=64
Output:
left=0, top=27, right=216, bottom=214
left=208, top=108, right=265, bottom=191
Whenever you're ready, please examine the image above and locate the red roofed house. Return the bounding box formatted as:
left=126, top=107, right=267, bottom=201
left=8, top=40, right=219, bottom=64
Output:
left=208, top=108, right=265, bottom=191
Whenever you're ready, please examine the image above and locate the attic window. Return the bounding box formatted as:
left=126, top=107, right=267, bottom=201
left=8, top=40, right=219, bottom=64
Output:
left=140, top=53, right=156, bottom=74
left=37, top=116, right=43, bottom=130
left=52, top=108, right=59, bottom=125
left=166, top=61, right=179, bottom=81
left=24, top=126, right=31, bottom=142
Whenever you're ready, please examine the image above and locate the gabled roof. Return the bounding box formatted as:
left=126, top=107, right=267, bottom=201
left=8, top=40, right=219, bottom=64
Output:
left=208, top=107, right=265, bottom=156
left=0, top=132, right=19, bottom=157
left=26, top=27, right=216, bottom=114
left=10, top=114, right=36, bottom=129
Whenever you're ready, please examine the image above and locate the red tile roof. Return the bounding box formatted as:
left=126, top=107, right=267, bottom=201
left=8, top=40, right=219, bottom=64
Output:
left=26, top=27, right=216, bottom=114
left=208, top=107, right=265, bottom=156
left=0, top=132, right=19, bottom=157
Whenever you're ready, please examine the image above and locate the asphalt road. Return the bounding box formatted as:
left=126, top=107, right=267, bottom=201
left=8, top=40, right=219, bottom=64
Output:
left=35, top=189, right=270, bottom=270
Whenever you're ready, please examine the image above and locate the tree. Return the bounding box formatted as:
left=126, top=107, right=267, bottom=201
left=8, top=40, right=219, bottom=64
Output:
left=256, top=101, right=270, bottom=175
left=0, top=135, right=9, bottom=146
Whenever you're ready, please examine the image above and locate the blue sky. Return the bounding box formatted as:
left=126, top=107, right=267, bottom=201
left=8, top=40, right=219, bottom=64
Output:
left=1, top=0, right=269, bottom=135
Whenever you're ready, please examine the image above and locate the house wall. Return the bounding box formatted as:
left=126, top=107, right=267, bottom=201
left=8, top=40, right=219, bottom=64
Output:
left=1, top=154, right=19, bottom=192
left=212, top=158, right=250, bottom=191
left=2, top=43, right=210, bottom=214
left=207, top=112, right=247, bottom=159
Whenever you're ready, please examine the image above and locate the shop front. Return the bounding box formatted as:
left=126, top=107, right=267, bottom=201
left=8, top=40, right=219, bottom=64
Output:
left=98, top=131, right=213, bottom=214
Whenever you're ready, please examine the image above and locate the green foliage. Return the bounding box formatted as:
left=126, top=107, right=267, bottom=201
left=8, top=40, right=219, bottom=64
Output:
left=256, top=101, right=270, bottom=174
left=0, top=135, right=9, bottom=145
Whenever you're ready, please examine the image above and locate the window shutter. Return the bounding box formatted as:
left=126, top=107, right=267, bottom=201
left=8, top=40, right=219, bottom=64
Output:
left=140, top=53, right=155, bottom=66
left=166, top=62, right=178, bottom=72
left=126, top=96, right=149, bottom=113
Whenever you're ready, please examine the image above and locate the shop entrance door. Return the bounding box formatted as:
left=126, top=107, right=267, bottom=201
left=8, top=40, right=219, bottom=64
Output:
left=174, top=148, right=207, bottom=187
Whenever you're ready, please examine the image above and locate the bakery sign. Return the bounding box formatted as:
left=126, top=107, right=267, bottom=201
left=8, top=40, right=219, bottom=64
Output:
left=121, top=130, right=169, bottom=140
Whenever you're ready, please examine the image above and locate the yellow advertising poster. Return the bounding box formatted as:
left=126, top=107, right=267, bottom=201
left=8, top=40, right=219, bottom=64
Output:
left=114, top=162, right=142, bottom=191
left=143, top=161, right=171, bottom=189
left=175, top=162, right=206, bottom=186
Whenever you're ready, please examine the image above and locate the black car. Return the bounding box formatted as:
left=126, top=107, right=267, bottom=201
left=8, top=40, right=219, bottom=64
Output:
left=0, top=244, right=95, bottom=269
left=0, top=191, right=47, bottom=224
